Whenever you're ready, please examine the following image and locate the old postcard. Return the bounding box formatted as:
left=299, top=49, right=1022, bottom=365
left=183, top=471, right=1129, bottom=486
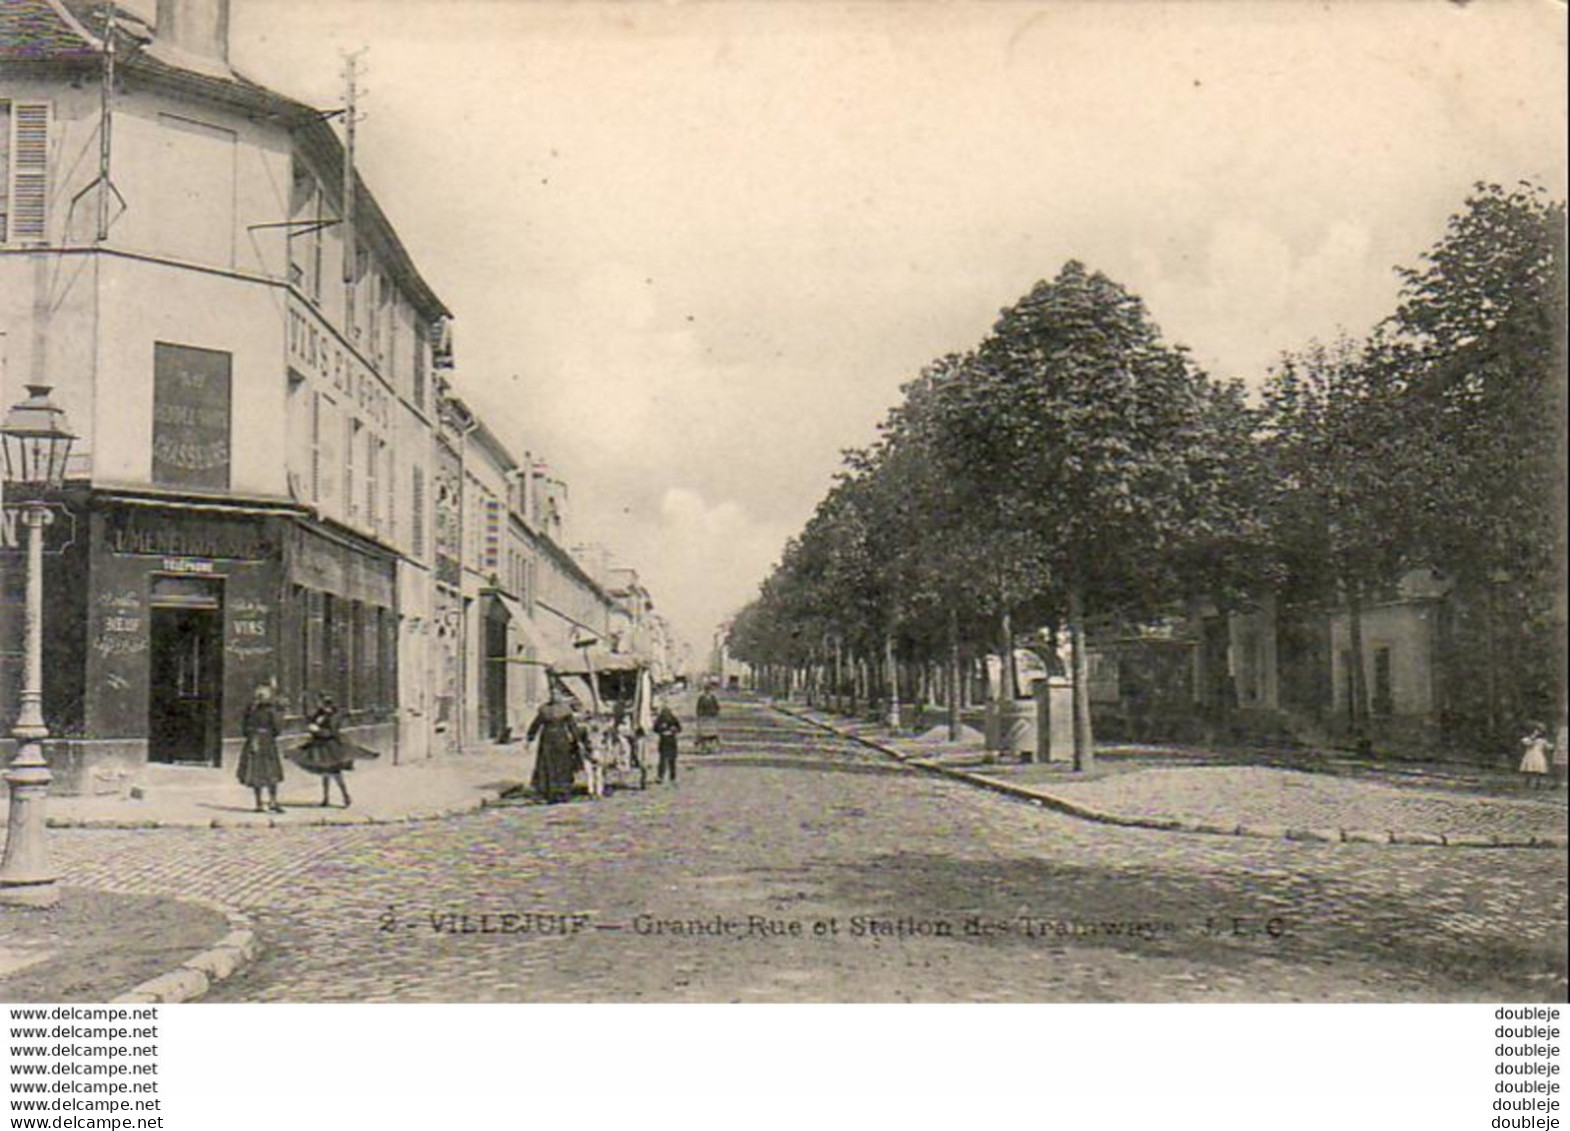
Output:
left=0, top=0, right=1564, bottom=1007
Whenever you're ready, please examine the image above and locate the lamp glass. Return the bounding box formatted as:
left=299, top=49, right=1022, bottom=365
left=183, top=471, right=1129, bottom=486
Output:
left=0, top=385, right=76, bottom=491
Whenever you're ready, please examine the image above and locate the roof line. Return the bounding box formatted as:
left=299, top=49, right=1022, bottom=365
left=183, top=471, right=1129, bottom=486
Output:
left=45, top=0, right=104, bottom=51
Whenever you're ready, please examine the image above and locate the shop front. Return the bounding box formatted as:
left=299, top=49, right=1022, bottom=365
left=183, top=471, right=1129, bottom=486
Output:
left=33, top=499, right=287, bottom=793
left=280, top=520, right=400, bottom=757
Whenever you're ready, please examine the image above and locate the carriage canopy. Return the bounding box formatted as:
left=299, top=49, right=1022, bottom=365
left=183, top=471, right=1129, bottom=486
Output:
left=549, top=649, right=655, bottom=734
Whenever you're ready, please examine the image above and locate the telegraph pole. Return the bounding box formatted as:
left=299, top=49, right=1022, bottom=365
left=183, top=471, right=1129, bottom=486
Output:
left=96, top=4, right=117, bottom=242
left=341, top=49, right=366, bottom=288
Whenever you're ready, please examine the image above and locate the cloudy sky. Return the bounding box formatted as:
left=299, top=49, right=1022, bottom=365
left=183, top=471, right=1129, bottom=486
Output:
left=215, top=0, right=1564, bottom=658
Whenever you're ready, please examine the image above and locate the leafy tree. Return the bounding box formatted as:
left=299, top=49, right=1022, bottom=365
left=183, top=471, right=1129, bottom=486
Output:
left=934, top=260, right=1252, bottom=767
left=1383, top=182, right=1566, bottom=739
left=1261, top=335, right=1411, bottom=748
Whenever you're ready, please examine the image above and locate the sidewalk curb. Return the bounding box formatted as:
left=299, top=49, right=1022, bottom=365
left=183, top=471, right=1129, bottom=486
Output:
left=776, top=705, right=1568, bottom=852
left=42, top=795, right=495, bottom=832
left=105, top=894, right=258, bottom=1004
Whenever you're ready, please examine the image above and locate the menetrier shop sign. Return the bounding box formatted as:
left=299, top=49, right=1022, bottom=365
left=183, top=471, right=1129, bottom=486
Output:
left=106, top=511, right=276, bottom=561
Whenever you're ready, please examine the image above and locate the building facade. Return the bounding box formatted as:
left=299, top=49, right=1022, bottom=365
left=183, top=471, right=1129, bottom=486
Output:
left=1086, top=571, right=1450, bottom=753
left=1, top=0, right=681, bottom=792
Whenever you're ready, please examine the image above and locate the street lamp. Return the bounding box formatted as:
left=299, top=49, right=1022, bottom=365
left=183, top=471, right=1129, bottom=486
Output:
left=0, top=384, right=76, bottom=908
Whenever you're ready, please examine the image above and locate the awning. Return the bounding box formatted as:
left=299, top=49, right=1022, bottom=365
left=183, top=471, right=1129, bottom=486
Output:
left=551, top=645, right=651, bottom=676
left=483, top=590, right=570, bottom=669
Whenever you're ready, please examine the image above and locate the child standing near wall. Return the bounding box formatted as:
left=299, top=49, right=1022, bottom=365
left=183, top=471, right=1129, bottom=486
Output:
left=1518, top=722, right=1550, bottom=791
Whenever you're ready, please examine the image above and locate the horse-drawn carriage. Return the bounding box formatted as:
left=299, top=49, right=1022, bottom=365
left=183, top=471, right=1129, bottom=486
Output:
left=549, top=648, right=656, bottom=794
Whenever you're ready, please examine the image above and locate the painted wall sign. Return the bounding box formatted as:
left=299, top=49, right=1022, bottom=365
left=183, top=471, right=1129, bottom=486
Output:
left=0, top=502, right=76, bottom=556
left=287, top=296, right=392, bottom=429
left=162, top=557, right=215, bottom=574
left=106, top=512, right=275, bottom=560
left=230, top=596, right=272, bottom=657
left=92, top=588, right=147, bottom=658
left=153, top=342, right=233, bottom=490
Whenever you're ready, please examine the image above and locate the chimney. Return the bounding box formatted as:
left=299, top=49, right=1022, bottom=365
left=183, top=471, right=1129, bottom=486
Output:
left=154, top=0, right=231, bottom=69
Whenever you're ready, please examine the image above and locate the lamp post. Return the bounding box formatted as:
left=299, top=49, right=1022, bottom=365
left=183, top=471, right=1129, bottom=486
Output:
left=0, top=384, right=76, bottom=909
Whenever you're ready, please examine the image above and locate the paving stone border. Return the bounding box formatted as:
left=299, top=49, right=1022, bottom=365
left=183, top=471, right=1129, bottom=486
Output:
left=777, top=705, right=1568, bottom=852
left=107, top=895, right=258, bottom=1005
left=43, top=799, right=491, bottom=832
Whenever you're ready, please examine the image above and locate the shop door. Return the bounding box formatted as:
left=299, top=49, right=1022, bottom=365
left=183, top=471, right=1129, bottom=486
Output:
left=149, top=580, right=224, bottom=766
left=484, top=601, right=509, bottom=741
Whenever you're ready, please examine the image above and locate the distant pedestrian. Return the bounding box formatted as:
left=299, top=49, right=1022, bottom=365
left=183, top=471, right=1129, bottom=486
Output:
left=695, top=686, right=721, bottom=753
left=527, top=688, right=585, bottom=804
left=1518, top=722, right=1550, bottom=790
left=289, top=693, right=360, bottom=808
left=237, top=684, right=284, bottom=813
left=653, top=701, right=683, bottom=783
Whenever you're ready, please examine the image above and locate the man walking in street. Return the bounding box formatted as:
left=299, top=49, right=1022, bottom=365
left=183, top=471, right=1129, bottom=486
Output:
left=653, top=700, right=683, bottom=784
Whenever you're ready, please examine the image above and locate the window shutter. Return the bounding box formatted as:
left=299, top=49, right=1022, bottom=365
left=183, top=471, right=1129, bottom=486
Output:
left=411, top=465, right=426, bottom=559
left=7, top=102, right=50, bottom=243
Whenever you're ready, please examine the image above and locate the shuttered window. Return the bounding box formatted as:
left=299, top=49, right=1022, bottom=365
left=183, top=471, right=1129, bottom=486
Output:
left=411, top=465, right=426, bottom=559
left=344, top=416, right=360, bottom=520
left=412, top=323, right=427, bottom=411
left=2, top=101, right=51, bottom=244
left=365, top=432, right=379, bottom=531
left=481, top=495, right=501, bottom=573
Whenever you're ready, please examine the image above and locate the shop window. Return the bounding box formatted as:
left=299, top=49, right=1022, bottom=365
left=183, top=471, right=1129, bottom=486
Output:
left=364, top=603, right=381, bottom=711
left=347, top=600, right=364, bottom=711
left=306, top=588, right=325, bottom=700
left=291, top=584, right=309, bottom=711
left=321, top=592, right=337, bottom=702
left=378, top=607, right=397, bottom=711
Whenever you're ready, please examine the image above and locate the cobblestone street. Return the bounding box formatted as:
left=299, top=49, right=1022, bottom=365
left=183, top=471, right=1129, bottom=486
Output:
left=52, top=703, right=1569, bottom=1002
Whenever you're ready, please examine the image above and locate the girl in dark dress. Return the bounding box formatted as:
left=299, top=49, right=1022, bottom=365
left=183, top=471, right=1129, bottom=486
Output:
left=290, top=693, right=356, bottom=808
left=237, top=685, right=285, bottom=812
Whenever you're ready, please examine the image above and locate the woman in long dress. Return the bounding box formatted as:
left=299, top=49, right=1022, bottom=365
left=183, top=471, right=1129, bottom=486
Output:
left=290, top=693, right=357, bottom=808
left=527, top=691, right=585, bottom=804
left=237, top=685, right=285, bottom=813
